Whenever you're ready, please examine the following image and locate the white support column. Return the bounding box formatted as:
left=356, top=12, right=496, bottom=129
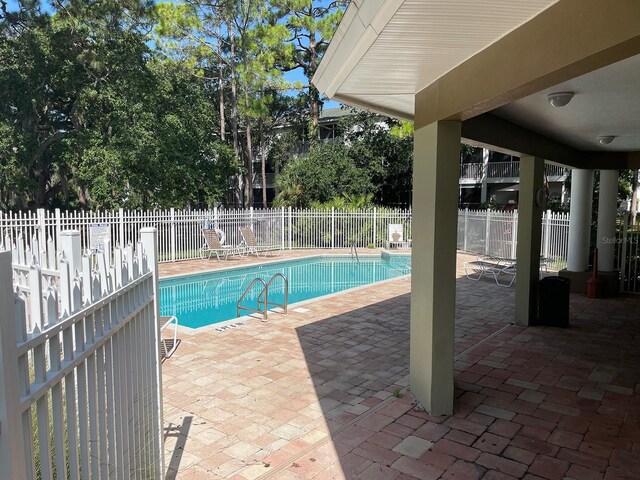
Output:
left=515, top=156, right=544, bottom=326
left=567, top=169, right=594, bottom=272
left=410, top=120, right=460, bottom=416
left=480, top=148, right=489, bottom=203
left=596, top=169, right=619, bottom=271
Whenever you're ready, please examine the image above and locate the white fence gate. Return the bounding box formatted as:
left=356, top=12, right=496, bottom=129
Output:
left=457, top=209, right=570, bottom=269
left=0, top=229, right=164, bottom=479
left=616, top=220, right=640, bottom=293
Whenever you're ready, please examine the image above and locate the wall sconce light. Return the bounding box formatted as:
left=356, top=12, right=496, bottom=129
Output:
left=597, top=136, right=615, bottom=145
left=547, top=92, right=574, bottom=107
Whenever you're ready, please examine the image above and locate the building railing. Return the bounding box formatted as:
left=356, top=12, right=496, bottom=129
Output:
left=459, top=161, right=568, bottom=181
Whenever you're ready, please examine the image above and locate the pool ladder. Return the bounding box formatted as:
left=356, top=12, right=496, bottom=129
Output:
left=237, top=273, right=288, bottom=321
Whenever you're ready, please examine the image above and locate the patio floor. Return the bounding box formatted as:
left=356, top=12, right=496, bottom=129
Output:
left=160, top=251, right=640, bottom=480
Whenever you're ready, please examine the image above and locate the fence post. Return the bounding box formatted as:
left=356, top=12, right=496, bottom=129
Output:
left=511, top=210, right=518, bottom=259
left=373, top=208, right=377, bottom=247
left=543, top=209, right=551, bottom=259
left=37, top=208, right=46, bottom=264
left=118, top=208, right=125, bottom=247
left=463, top=208, right=469, bottom=251
left=288, top=207, right=292, bottom=250
left=484, top=209, right=491, bottom=254
left=140, top=228, right=165, bottom=478
left=170, top=208, right=176, bottom=262
left=0, top=251, right=28, bottom=480
left=281, top=207, right=285, bottom=250
left=60, top=229, right=82, bottom=285
left=331, top=208, right=335, bottom=250
left=54, top=208, right=62, bottom=251
left=620, top=216, right=628, bottom=292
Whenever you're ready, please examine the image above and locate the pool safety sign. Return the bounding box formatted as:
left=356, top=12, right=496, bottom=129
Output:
left=89, top=223, right=111, bottom=253
left=388, top=224, right=404, bottom=242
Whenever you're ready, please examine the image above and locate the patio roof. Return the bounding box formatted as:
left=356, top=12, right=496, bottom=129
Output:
left=313, top=0, right=640, bottom=165
left=313, top=0, right=558, bottom=121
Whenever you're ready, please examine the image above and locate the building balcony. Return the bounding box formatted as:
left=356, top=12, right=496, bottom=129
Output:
left=459, top=161, right=568, bottom=184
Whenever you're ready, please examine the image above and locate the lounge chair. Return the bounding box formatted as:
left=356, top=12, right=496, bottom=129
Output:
left=200, top=228, right=245, bottom=260
left=239, top=227, right=278, bottom=257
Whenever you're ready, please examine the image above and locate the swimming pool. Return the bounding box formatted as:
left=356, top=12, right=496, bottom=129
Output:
left=159, top=254, right=411, bottom=329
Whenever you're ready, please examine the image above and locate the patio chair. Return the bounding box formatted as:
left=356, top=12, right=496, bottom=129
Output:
left=159, top=315, right=179, bottom=358
left=200, top=228, right=245, bottom=260
left=239, top=226, right=278, bottom=257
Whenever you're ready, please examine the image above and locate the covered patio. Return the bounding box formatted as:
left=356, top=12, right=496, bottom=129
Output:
left=313, top=0, right=640, bottom=416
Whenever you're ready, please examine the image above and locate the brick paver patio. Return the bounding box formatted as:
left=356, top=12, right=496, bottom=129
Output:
left=160, top=251, right=640, bottom=479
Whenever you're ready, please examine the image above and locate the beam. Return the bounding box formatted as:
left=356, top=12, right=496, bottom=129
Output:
left=462, top=114, right=640, bottom=169
left=415, top=0, right=640, bottom=129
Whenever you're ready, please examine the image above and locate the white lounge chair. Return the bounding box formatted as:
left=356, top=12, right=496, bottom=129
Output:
left=239, top=227, right=278, bottom=257
left=200, top=228, right=245, bottom=260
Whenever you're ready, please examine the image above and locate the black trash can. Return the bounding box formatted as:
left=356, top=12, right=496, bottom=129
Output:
left=538, top=277, right=570, bottom=327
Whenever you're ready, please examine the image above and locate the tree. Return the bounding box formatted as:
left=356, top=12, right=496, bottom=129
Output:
left=273, top=142, right=373, bottom=207
left=272, top=0, right=346, bottom=142
left=340, top=110, right=413, bottom=206
left=71, top=59, right=237, bottom=209
left=0, top=0, right=237, bottom=209
left=156, top=0, right=294, bottom=208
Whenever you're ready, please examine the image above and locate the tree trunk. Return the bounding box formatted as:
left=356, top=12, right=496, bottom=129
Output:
left=631, top=169, right=639, bottom=226
left=308, top=35, right=319, bottom=144
left=307, top=3, right=320, bottom=144
left=229, top=21, right=242, bottom=207
left=244, top=121, right=254, bottom=208
left=260, top=120, right=268, bottom=207
left=217, top=21, right=226, bottom=142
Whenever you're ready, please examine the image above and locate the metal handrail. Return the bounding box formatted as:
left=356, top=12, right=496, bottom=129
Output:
left=237, top=277, right=268, bottom=320
left=236, top=273, right=289, bottom=321
left=350, top=242, right=360, bottom=263
left=258, top=273, right=289, bottom=314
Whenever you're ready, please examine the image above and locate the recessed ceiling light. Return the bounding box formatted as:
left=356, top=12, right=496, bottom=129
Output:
left=597, top=136, right=615, bottom=145
left=547, top=92, right=574, bottom=107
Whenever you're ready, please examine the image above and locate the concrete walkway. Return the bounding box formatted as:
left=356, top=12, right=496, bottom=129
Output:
left=160, top=251, right=640, bottom=480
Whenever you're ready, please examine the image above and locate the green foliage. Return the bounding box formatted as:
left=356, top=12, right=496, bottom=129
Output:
left=273, top=142, right=373, bottom=207
left=311, top=193, right=374, bottom=210
left=0, top=1, right=238, bottom=209
left=340, top=111, right=413, bottom=206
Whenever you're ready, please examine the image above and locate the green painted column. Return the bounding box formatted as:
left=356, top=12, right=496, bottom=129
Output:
left=515, top=156, right=544, bottom=326
left=410, top=120, right=460, bottom=416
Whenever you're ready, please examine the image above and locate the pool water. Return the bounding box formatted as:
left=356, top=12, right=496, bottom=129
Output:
left=159, top=254, right=411, bottom=329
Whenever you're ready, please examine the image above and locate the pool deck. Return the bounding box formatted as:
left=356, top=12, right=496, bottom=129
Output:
left=160, top=250, right=640, bottom=480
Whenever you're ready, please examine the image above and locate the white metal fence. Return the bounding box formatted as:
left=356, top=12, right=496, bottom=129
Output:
left=457, top=209, right=570, bottom=269
left=0, top=229, right=164, bottom=479
left=0, top=207, right=572, bottom=267
left=0, top=208, right=413, bottom=262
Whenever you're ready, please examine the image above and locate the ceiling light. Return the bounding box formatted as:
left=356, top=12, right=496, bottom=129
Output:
left=597, top=136, right=615, bottom=145
left=547, top=92, right=574, bottom=107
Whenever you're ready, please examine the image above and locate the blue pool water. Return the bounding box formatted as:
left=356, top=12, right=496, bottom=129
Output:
left=159, top=254, right=411, bottom=329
